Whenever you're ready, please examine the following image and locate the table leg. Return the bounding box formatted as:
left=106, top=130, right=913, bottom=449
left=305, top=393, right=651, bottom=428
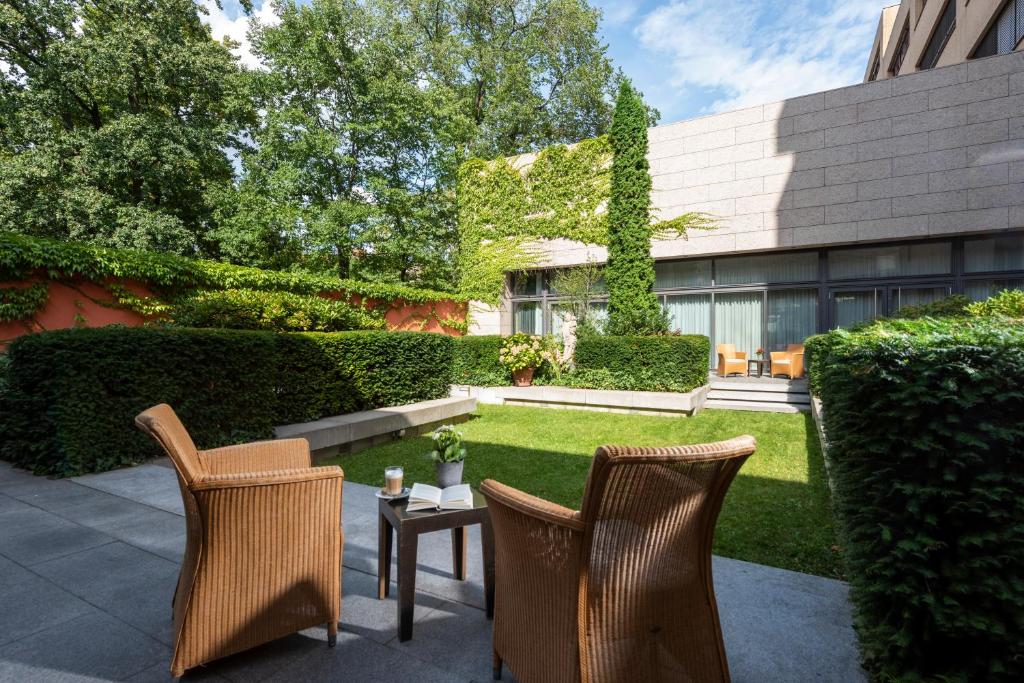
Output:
left=377, top=512, right=393, bottom=599
left=481, top=516, right=495, bottom=619
left=397, top=531, right=418, bottom=641
left=451, top=527, right=468, bottom=580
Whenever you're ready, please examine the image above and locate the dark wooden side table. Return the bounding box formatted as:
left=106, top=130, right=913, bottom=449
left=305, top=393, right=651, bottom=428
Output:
left=377, top=489, right=495, bottom=641
left=747, top=358, right=770, bottom=377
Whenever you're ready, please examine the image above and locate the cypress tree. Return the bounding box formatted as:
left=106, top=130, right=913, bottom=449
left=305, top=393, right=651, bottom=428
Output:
left=605, top=82, right=667, bottom=336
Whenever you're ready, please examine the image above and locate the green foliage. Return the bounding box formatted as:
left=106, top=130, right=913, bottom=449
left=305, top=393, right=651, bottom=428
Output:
left=572, top=334, right=709, bottom=392
left=429, top=425, right=466, bottom=464
left=457, top=133, right=713, bottom=304
left=891, top=294, right=971, bottom=320
left=0, top=326, right=454, bottom=476
left=966, top=288, right=1024, bottom=317
left=451, top=335, right=510, bottom=386
left=806, top=317, right=1024, bottom=681
left=499, top=333, right=560, bottom=372
left=0, top=0, right=252, bottom=255
left=604, top=83, right=666, bottom=336
left=168, top=289, right=386, bottom=333
left=550, top=264, right=604, bottom=327
left=0, top=232, right=464, bottom=305
left=0, top=283, right=48, bottom=322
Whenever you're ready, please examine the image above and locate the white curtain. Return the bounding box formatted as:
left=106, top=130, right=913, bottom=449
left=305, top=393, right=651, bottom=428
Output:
left=767, top=289, right=817, bottom=350
left=832, top=290, right=878, bottom=329
left=714, top=292, right=763, bottom=359
left=666, top=294, right=711, bottom=335
left=513, top=302, right=541, bottom=334
left=716, top=252, right=818, bottom=285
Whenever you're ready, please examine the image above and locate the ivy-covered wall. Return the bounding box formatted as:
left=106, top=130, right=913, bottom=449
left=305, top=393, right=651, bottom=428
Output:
left=457, top=136, right=713, bottom=304
left=0, top=233, right=468, bottom=346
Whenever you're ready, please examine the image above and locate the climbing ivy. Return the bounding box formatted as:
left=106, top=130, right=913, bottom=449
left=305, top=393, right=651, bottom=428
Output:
left=458, top=132, right=714, bottom=304
left=0, top=283, right=49, bottom=323
left=0, top=232, right=467, bottom=305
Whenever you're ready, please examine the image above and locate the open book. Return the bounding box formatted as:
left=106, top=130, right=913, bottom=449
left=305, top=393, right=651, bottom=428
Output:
left=406, top=483, right=473, bottom=512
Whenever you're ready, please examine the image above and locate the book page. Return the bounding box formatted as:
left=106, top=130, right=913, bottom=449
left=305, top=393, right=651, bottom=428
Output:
left=440, top=484, right=472, bottom=509
left=407, top=483, right=442, bottom=510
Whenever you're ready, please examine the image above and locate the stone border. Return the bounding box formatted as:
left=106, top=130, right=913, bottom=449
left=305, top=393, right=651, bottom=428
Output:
left=449, top=384, right=709, bottom=416
left=275, top=396, right=477, bottom=461
left=809, top=393, right=837, bottom=494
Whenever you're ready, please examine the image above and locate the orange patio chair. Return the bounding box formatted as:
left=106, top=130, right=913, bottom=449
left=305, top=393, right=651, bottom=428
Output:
left=716, top=343, right=748, bottom=377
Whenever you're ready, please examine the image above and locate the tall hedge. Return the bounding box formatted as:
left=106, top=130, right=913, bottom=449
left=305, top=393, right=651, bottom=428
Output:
left=574, top=334, right=708, bottom=392
left=451, top=335, right=510, bottom=386
left=0, top=327, right=454, bottom=476
left=604, top=82, right=666, bottom=336
left=807, top=318, right=1024, bottom=681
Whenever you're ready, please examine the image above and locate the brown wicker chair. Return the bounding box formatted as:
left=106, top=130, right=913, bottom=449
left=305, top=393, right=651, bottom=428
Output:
left=716, top=343, right=748, bottom=377
left=481, top=435, right=756, bottom=683
left=770, top=344, right=806, bottom=379
left=135, top=404, right=344, bottom=678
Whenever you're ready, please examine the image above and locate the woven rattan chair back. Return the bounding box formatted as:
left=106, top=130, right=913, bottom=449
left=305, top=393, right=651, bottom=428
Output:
left=577, top=436, right=755, bottom=683
left=135, top=403, right=205, bottom=485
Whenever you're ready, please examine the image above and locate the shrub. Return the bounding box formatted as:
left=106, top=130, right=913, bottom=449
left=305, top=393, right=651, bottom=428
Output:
left=573, top=334, right=709, bottom=392
left=0, top=326, right=454, bottom=476
left=499, top=333, right=559, bottom=372
left=806, top=317, right=1024, bottom=681
left=966, top=288, right=1024, bottom=318
left=451, top=335, right=510, bottom=386
left=891, top=293, right=970, bottom=320
left=169, top=288, right=386, bottom=332
left=604, top=82, right=666, bottom=336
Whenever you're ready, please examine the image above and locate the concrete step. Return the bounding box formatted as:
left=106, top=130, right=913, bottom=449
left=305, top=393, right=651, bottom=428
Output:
left=705, top=399, right=810, bottom=413
left=707, top=390, right=810, bottom=404
left=707, top=380, right=808, bottom=394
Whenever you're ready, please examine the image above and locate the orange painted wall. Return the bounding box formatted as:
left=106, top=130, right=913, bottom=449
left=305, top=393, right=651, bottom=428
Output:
left=1, top=273, right=467, bottom=350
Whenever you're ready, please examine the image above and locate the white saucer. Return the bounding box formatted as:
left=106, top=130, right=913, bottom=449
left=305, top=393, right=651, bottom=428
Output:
left=375, top=487, right=411, bottom=500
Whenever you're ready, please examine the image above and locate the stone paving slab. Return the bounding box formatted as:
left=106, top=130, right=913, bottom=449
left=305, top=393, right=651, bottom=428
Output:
left=1, top=460, right=866, bottom=681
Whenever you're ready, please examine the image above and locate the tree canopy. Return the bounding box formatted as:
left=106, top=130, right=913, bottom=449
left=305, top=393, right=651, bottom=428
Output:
left=0, top=0, right=630, bottom=290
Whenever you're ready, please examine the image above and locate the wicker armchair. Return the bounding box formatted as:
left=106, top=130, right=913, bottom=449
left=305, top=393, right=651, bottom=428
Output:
left=770, top=344, right=805, bottom=379
left=716, top=343, right=748, bottom=377
left=135, top=404, right=344, bottom=678
left=481, top=435, right=757, bottom=683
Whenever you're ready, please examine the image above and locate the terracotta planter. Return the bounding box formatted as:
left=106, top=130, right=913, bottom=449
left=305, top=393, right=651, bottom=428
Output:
left=512, top=367, right=535, bottom=387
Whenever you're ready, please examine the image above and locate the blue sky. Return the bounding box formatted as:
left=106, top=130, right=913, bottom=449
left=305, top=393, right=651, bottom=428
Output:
left=204, top=0, right=887, bottom=126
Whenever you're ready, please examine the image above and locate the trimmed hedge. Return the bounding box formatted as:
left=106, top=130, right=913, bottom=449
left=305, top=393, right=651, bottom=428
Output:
left=169, top=288, right=386, bottom=332
left=0, top=327, right=454, bottom=476
left=573, top=334, right=709, bottom=392
left=451, top=335, right=510, bottom=386
left=806, top=317, right=1024, bottom=681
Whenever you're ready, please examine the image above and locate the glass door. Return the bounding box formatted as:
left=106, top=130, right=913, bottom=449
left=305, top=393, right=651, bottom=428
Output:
left=830, top=288, right=882, bottom=329
left=713, top=291, right=763, bottom=359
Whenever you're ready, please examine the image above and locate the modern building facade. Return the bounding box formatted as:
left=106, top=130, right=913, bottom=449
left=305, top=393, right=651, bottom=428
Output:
left=865, top=0, right=1023, bottom=83
left=469, top=49, right=1024, bottom=364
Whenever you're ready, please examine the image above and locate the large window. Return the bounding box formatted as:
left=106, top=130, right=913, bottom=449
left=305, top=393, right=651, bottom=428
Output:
left=655, top=259, right=711, bottom=288
left=964, top=234, right=1024, bottom=273
left=828, top=242, right=951, bottom=280
left=506, top=233, right=1024, bottom=364
left=973, top=0, right=1023, bottom=59
left=890, top=24, right=910, bottom=75
left=919, top=0, right=956, bottom=70
left=716, top=252, right=818, bottom=285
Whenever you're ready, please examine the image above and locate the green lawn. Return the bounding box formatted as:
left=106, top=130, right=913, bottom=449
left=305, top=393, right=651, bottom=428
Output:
left=331, top=404, right=841, bottom=578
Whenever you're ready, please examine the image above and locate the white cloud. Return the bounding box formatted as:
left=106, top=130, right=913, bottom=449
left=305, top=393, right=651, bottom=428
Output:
left=598, top=0, right=642, bottom=27
left=636, top=0, right=882, bottom=114
left=199, top=0, right=279, bottom=70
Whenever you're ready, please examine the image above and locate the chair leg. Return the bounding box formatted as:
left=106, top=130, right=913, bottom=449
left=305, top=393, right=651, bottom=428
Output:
left=493, top=649, right=502, bottom=680
left=328, top=622, right=338, bottom=648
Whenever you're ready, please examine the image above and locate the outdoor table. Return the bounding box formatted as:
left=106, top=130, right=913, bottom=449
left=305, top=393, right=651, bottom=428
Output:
left=747, top=358, right=770, bottom=377
left=377, top=489, right=495, bottom=641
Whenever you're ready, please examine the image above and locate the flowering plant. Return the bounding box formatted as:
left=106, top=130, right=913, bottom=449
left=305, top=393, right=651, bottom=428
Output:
left=429, top=425, right=466, bottom=463
left=756, top=347, right=764, bottom=358
left=499, top=333, right=559, bottom=372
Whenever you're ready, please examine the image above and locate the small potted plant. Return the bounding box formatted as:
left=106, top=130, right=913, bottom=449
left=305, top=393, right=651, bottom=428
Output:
left=430, top=425, right=466, bottom=488
left=499, top=333, right=556, bottom=387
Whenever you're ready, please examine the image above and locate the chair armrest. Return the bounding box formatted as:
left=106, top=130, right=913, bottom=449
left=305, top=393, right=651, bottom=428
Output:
left=735, top=351, right=748, bottom=359
left=192, top=465, right=343, bottom=491
left=481, top=479, right=584, bottom=532
left=770, top=352, right=792, bottom=363
left=199, top=439, right=311, bottom=475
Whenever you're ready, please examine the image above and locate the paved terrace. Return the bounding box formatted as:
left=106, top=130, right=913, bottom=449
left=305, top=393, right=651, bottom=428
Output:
left=0, top=460, right=865, bottom=682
